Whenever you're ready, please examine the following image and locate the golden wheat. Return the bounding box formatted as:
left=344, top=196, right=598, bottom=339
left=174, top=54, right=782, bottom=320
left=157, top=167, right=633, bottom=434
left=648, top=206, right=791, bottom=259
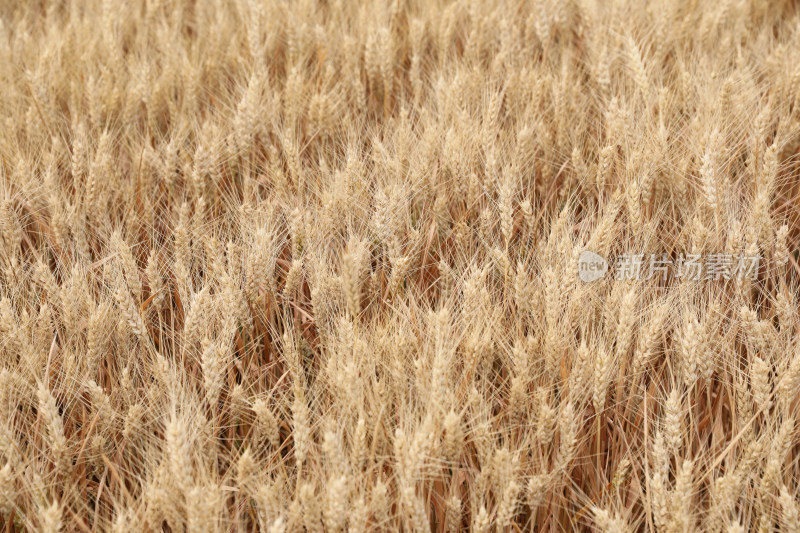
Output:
left=0, top=0, right=800, bottom=531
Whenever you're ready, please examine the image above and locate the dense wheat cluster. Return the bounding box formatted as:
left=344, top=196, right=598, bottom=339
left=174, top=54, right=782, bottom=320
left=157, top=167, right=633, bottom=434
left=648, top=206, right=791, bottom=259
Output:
left=2, top=0, right=800, bottom=531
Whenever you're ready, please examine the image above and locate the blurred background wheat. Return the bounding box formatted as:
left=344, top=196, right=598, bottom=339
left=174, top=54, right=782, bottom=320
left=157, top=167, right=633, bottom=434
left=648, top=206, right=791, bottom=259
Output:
left=1, top=0, right=800, bottom=531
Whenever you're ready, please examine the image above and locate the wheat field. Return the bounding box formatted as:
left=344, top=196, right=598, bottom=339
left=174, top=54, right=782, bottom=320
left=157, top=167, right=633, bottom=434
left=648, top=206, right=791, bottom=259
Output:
left=1, top=0, right=800, bottom=531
